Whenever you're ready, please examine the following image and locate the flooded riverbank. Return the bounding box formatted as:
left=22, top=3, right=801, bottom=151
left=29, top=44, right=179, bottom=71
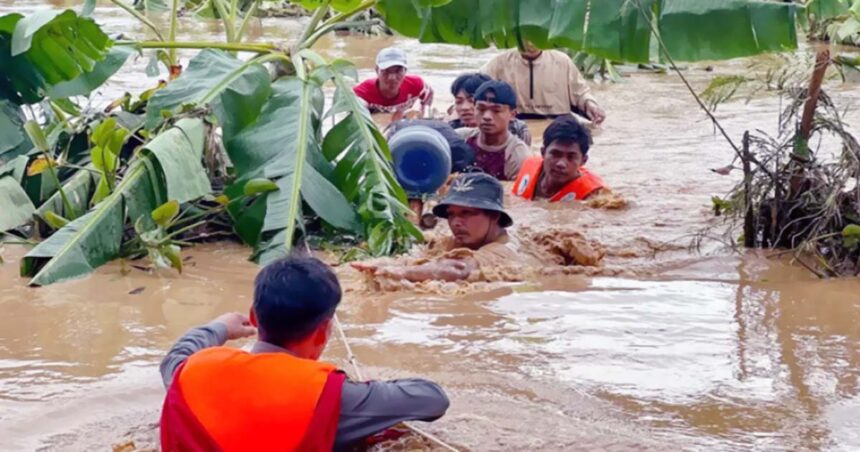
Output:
left=2, top=1, right=860, bottom=450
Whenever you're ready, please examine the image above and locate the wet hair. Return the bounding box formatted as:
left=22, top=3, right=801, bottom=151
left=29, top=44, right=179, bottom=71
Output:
left=542, top=116, right=592, bottom=156
left=450, top=72, right=492, bottom=97
left=253, top=256, right=342, bottom=346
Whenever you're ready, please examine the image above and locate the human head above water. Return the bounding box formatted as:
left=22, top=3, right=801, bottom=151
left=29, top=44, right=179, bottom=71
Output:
left=432, top=172, right=512, bottom=249
left=250, top=256, right=342, bottom=359
left=375, top=47, right=408, bottom=95
left=474, top=80, right=518, bottom=136
left=540, top=116, right=593, bottom=188
left=451, top=73, right=492, bottom=127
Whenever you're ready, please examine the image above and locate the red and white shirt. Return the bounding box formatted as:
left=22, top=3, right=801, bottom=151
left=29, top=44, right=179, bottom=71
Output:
left=353, top=75, right=432, bottom=113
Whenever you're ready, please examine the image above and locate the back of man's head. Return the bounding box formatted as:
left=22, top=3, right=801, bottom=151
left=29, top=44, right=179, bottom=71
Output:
left=542, top=116, right=592, bottom=155
left=451, top=72, right=491, bottom=97
left=253, top=256, right=342, bottom=347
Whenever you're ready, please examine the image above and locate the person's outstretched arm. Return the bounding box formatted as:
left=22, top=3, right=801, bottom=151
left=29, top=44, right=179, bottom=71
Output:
left=335, top=378, right=450, bottom=448
left=159, top=313, right=256, bottom=388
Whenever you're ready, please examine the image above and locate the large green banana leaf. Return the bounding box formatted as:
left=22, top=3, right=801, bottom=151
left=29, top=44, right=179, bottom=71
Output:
left=21, top=118, right=207, bottom=286
left=0, top=10, right=112, bottom=105
left=223, top=76, right=360, bottom=264
left=35, top=167, right=100, bottom=226
left=321, top=60, right=423, bottom=256
left=0, top=100, right=30, bottom=158
left=47, top=46, right=134, bottom=99
left=0, top=175, right=35, bottom=232
left=806, top=0, right=852, bottom=20
left=144, top=49, right=272, bottom=131
left=377, top=0, right=798, bottom=63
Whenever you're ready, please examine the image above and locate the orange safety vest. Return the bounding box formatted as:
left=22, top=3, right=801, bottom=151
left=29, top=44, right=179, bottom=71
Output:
left=160, top=346, right=345, bottom=452
left=512, top=156, right=605, bottom=201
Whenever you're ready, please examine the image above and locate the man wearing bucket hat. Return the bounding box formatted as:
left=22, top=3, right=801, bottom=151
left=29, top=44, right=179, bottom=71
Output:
left=456, top=80, right=533, bottom=181
left=353, top=47, right=434, bottom=117
left=353, top=172, right=536, bottom=282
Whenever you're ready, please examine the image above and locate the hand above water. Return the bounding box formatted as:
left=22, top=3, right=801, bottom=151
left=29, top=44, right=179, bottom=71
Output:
left=584, top=100, right=606, bottom=125
left=213, top=312, right=257, bottom=340
left=350, top=262, right=406, bottom=278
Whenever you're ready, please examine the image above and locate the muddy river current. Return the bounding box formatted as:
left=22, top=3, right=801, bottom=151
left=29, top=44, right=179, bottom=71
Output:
left=2, top=1, right=860, bottom=451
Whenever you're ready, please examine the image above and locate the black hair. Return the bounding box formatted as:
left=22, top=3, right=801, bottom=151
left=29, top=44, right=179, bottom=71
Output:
left=542, top=116, right=592, bottom=156
left=450, top=72, right=492, bottom=97
left=253, top=256, right=342, bottom=346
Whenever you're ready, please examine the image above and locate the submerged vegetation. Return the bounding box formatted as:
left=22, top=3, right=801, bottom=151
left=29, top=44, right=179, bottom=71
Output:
left=697, top=2, right=860, bottom=277
left=0, top=0, right=807, bottom=285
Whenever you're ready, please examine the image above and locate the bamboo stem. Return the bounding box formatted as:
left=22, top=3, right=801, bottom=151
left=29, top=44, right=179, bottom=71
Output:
left=109, top=0, right=166, bottom=42
left=168, top=0, right=180, bottom=66
left=298, top=0, right=332, bottom=47
left=742, top=131, right=755, bottom=248
left=236, top=0, right=261, bottom=42
left=797, top=46, right=831, bottom=159
left=120, top=40, right=276, bottom=53
left=301, top=0, right=378, bottom=49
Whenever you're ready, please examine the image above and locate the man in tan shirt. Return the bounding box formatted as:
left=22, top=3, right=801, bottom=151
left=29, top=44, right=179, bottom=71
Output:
left=481, top=44, right=606, bottom=124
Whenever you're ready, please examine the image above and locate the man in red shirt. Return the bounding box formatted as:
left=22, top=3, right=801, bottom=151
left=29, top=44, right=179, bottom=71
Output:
left=353, top=47, right=434, bottom=117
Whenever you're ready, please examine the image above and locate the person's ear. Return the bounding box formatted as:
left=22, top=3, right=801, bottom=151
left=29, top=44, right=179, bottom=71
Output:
left=249, top=308, right=258, bottom=327
left=314, top=318, right=332, bottom=346
left=582, top=154, right=588, bottom=166
left=540, top=146, right=546, bottom=156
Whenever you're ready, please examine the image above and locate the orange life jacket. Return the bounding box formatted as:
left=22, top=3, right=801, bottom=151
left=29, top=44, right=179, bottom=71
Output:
left=160, top=346, right=344, bottom=452
left=512, top=156, right=605, bottom=201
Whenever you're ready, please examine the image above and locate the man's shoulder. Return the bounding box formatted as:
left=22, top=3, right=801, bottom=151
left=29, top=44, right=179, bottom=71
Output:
left=544, top=50, right=575, bottom=67
left=454, top=126, right=479, bottom=140
left=353, top=77, right=378, bottom=95
left=402, top=74, right=427, bottom=89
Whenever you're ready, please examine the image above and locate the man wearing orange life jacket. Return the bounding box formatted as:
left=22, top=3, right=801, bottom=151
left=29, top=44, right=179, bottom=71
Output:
left=159, top=256, right=449, bottom=451
left=513, top=115, right=607, bottom=202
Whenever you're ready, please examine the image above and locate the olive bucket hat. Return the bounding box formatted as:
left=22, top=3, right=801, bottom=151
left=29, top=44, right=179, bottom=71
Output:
left=432, top=172, right=513, bottom=227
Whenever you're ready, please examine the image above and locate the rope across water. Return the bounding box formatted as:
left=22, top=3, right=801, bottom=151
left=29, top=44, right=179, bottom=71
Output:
left=332, top=315, right=460, bottom=452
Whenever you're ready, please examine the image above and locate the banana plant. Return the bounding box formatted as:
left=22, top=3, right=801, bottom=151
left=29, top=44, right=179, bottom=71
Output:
left=2, top=0, right=812, bottom=285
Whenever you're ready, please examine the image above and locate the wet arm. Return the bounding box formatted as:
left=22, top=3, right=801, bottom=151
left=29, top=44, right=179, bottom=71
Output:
left=395, top=258, right=476, bottom=282
left=159, top=322, right=227, bottom=388
left=567, top=58, right=597, bottom=111
left=335, top=378, right=450, bottom=448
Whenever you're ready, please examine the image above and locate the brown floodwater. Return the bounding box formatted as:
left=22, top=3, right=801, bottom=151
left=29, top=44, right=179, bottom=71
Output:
left=2, top=1, right=860, bottom=450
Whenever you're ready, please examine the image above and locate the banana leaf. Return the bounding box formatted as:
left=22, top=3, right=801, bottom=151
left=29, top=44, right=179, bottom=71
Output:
left=0, top=99, right=30, bottom=158
left=0, top=175, right=35, bottom=232
left=144, top=49, right=271, bottom=131
left=806, top=0, right=852, bottom=20
left=223, top=77, right=360, bottom=263
left=321, top=60, right=422, bottom=256
left=47, top=46, right=134, bottom=99
left=0, top=10, right=112, bottom=104
left=21, top=118, right=207, bottom=286
left=35, top=166, right=99, bottom=226
left=377, top=0, right=798, bottom=63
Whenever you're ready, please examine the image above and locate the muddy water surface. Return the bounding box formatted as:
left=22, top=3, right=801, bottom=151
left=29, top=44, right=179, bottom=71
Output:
left=2, top=1, right=860, bottom=450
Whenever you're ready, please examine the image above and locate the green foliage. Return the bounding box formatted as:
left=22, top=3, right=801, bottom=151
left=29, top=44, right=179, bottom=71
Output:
left=0, top=175, right=35, bottom=232
left=377, top=0, right=798, bottom=63
left=21, top=119, right=206, bottom=286
left=843, top=224, right=860, bottom=250
left=143, top=49, right=271, bottom=131
left=0, top=10, right=112, bottom=104
left=0, top=100, right=30, bottom=157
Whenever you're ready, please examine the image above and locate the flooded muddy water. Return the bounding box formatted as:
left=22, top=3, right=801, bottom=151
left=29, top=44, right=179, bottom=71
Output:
left=2, top=1, right=860, bottom=450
